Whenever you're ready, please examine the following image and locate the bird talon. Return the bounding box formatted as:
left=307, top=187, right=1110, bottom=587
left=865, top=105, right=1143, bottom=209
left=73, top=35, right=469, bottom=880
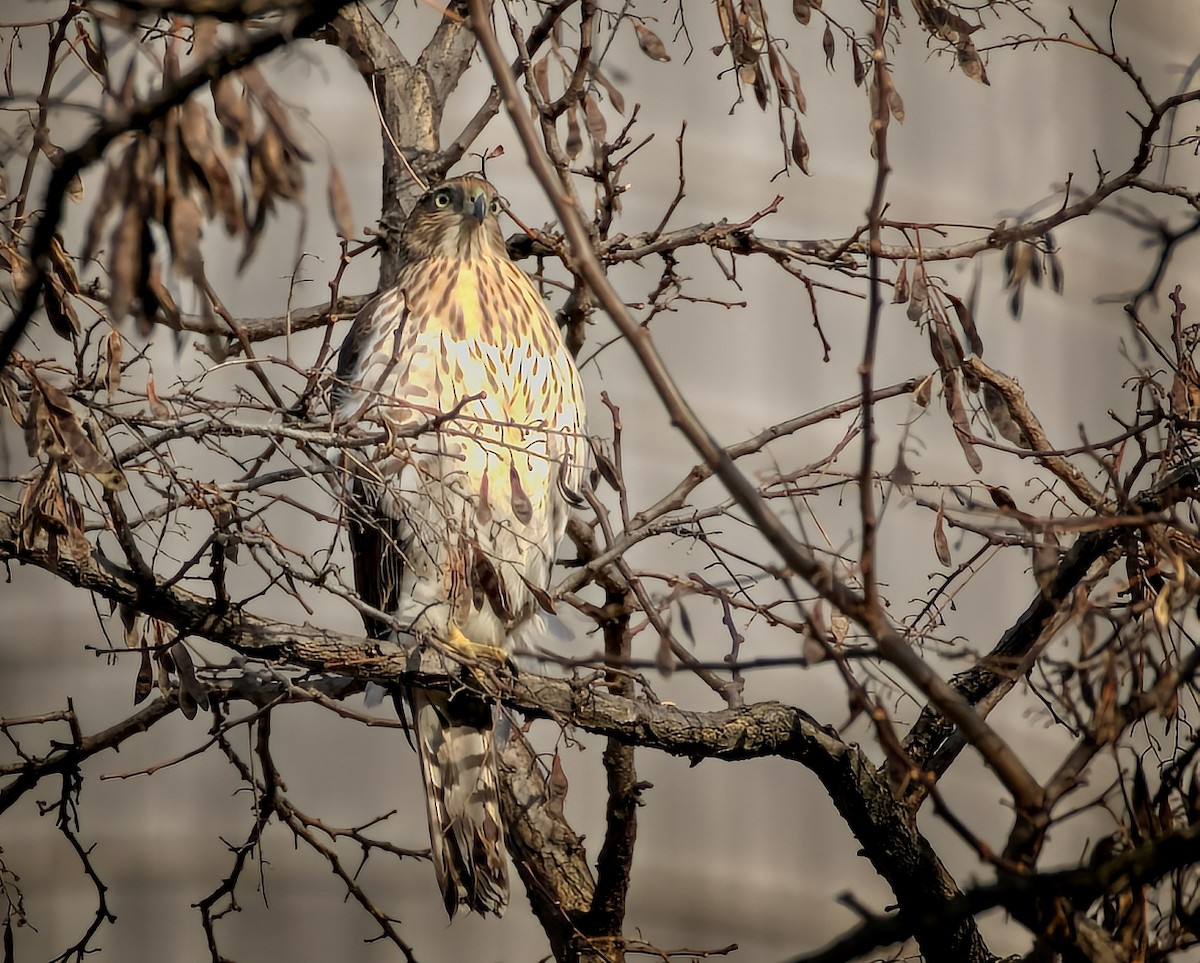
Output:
left=446, top=624, right=509, bottom=667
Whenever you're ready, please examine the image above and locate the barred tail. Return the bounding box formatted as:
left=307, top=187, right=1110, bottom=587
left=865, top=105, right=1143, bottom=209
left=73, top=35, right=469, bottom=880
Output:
left=410, top=688, right=509, bottom=918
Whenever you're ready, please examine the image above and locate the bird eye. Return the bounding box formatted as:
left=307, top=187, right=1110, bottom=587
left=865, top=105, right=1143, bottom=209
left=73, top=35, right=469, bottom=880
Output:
left=432, top=190, right=452, bottom=209
left=489, top=199, right=502, bottom=216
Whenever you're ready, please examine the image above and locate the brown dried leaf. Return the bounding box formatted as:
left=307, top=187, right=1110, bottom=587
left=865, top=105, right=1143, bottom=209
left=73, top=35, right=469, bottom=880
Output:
left=38, top=136, right=88, bottom=204
left=43, top=277, right=80, bottom=340
left=169, top=642, right=209, bottom=717
left=793, top=0, right=813, bottom=25
left=1131, top=760, right=1157, bottom=842
left=655, top=630, right=675, bottom=676
left=532, top=55, right=550, bottom=103
left=946, top=291, right=982, bottom=356
left=790, top=118, right=810, bottom=174
left=546, top=751, right=569, bottom=819
left=144, top=265, right=181, bottom=332
left=24, top=388, right=51, bottom=459
left=589, top=65, right=626, bottom=115
left=180, top=98, right=241, bottom=233
left=327, top=165, right=355, bottom=240
left=632, top=21, right=671, bottom=61
left=957, top=41, right=989, bottom=85
left=32, top=376, right=127, bottom=490
left=822, top=23, right=835, bottom=70
left=147, top=373, right=170, bottom=421
left=906, top=271, right=927, bottom=323
left=913, top=373, right=933, bottom=408
left=933, top=504, right=951, bottom=567
left=716, top=0, right=735, bottom=43
left=944, top=372, right=982, bottom=473
left=76, top=22, right=108, bottom=75
left=82, top=151, right=131, bottom=264
left=783, top=54, right=806, bottom=113
left=886, top=77, right=905, bottom=122
left=105, top=328, right=122, bottom=397
left=851, top=42, right=865, bottom=87
left=565, top=106, right=583, bottom=159
left=981, top=382, right=1031, bottom=448
left=889, top=448, right=914, bottom=488
left=892, top=262, right=909, bottom=304
left=583, top=93, right=607, bottom=147
left=107, top=205, right=143, bottom=321
left=167, top=194, right=205, bottom=281
left=211, top=75, right=253, bottom=148
left=48, top=235, right=79, bottom=294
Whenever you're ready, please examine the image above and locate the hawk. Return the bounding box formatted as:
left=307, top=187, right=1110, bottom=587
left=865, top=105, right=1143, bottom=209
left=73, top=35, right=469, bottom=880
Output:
left=333, top=176, right=588, bottom=917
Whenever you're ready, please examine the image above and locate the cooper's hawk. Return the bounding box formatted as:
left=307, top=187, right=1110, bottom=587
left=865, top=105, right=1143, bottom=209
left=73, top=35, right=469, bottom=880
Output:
left=333, top=176, right=588, bottom=917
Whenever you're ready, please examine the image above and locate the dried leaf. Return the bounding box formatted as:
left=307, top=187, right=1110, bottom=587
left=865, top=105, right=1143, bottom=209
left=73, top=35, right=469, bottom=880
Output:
left=944, top=372, right=982, bottom=473
left=886, top=77, right=905, bottom=122
left=167, top=194, right=205, bottom=281
left=851, top=42, right=865, bottom=87
left=589, top=65, right=626, bottom=115
left=43, top=277, right=80, bottom=340
left=981, top=382, right=1031, bottom=448
left=632, top=21, right=670, bottom=61
left=48, top=234, right=79, bottom=293
left=583, top=93, right=607, bottom=147
left=565, top=106, right=583, bottom=159
left=822, top=22, right=835, bottom=70
left=933, top=504, right=951, bottom=567
left=752, top=63, right=769, bottom=109
left=892, top=262, right=909, bottom=304
left=957, top=41, right=989, bottom=85
left=946, top=291, right=982, bottom=356
left=783, top=54, right=806, bottom=113
left=76, top=22, right=108, bottom=75
left=655, top=630, right=675, bottom=676
left=908, top=268, right=932, bottom=322
left=105, top=328, right=122, bottom=397
left=211, top=75, right=252, bottom=148
left=790, top=118, right=810, bottom=174
left=986, top=485, right=1018, bottom=512
left=107, top=205, right=143, bottom=321
left=546, top=751, right=569, bottom=819
left=147, top=373, right=170, bottom=421
left=793, top=0, right=813, bottom=25
left=1131, top=760, right=1156, bottom=842
left=326, top=165, right=355, bottom=240
left=532, top=55, right=550, bottom=103
left=913, top=374, right=933, bottom=408
left=169, top=642, right=209, bottom=717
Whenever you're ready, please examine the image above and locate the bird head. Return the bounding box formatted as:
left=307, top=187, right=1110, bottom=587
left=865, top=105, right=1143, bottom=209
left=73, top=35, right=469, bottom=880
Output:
left=402, top=176, right=508, bottom=262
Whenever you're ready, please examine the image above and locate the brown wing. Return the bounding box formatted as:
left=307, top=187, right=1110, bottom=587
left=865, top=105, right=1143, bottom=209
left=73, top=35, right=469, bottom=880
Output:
left=346, top=479, right=405, bottom=641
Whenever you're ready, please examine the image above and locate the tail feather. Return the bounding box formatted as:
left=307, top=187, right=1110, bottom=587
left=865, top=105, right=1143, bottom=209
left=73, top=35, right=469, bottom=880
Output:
left=411, top=688, right=508, bottom=917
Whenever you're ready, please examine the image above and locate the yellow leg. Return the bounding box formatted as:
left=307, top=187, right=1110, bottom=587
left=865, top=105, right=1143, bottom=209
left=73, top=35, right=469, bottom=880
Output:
left=445, top=623, right=509, bottom=667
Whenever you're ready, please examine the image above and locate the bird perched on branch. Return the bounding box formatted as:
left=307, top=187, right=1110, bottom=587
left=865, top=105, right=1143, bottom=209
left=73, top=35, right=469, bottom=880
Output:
left=332, top=176, right=588, bottom=917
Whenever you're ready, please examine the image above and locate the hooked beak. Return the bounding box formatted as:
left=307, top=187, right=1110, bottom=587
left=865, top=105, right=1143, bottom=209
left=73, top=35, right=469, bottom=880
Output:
left=466, top=188, right=487, bottom=222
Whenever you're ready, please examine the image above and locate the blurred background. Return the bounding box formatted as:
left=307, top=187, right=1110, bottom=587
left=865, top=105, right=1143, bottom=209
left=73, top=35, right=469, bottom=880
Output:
left=4, top=2, right=1200, bottom=960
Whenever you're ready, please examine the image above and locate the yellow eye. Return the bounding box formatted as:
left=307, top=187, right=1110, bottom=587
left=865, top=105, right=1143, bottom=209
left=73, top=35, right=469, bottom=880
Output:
left=489, top=199, right=502, bottom=216
left=433, top=191, right=452, bottom=209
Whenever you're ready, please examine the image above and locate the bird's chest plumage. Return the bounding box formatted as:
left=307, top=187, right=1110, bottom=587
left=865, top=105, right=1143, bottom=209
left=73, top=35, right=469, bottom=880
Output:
left=341, top=255, right=586, bottom=644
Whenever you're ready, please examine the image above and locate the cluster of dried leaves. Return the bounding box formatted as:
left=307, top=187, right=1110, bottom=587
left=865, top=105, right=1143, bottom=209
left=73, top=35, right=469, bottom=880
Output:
left=81, top=20, right=309, bottom=334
